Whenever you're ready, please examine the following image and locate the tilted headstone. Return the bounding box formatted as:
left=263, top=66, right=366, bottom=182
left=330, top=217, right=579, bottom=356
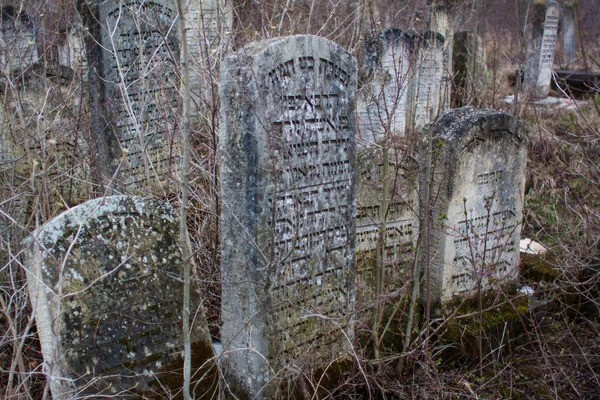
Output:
left=452, top=31, right=488, bottom=108
left=406, top=31, right=445, bottom=132
left=0, top=6, right=38, bottom=72
left=25, top=196, right=214, bottom=398
left=523, top=0, right=559, bottom=99
left=358, top=29, right=412, bottom=146
left=78, top=0, right=181, bottom=192
left=220, top=35, right=357, bottom=398
left=420, top=108, right=527, bottom=303
left=561, top=1, right=577, bottom=67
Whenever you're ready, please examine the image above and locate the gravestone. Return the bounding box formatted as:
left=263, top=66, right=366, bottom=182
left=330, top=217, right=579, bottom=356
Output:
left=358, top=29, right=412, bottom=146
left=428, top=4, right=452, bottom=113
left=184, top=0, right=232, bottom=111
left=220, top=35, right=357, bottom=398
left=58, top=24, right=87, bottom=76
left=25, top=196, right=214, bottom=398
left=407, top=31, right=445, bottom=132
left=452, top=31, right=488, bottom=108
left=561, top=1, right=577, bottom=67
left=356, top=148, right=418, bottom=303
left=78, top=0, right=181, bottom=192
left=0, top=6, right=38, bottom=72
left=524, top=0, right=559, bottom=99
left=421, top=108, right=527, bottom=303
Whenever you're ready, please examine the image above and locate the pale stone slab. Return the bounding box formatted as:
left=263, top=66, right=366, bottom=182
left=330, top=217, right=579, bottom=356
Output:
left=220, top=35, right=357, bottom=398
left=421, top=108, right=527, bottom=303
left=79, top=0, right=182, bottom=191
left=358, top=29, right=412, bottom=145
left=0, top=7, right=38, bottom=72
left=524, top=0, right=559, bottom=99
left=24, top=196, right=214, bottom=399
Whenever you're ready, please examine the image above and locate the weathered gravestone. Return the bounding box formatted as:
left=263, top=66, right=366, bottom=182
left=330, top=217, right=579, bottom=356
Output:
left=0, top=6, right=38, bottom=72
left=561, top=1, right=577, bottom=67
left=452, top=31, right=488, bottom=108
left=407, top=31, right=445, bottom=132
left=220, top=35, right=357, bottom=398
left=524, top=0, right=559, bottom=99
left=428, top=4, right=452, bottom=113
left=356, top=148, right=418, bottom=304
left=78, top=0, right=181, bottom=192
left=25, top=196, right=214, bottom=398
left=358, top=29, right=412, bottom=145
left=58, top=24, right=87, bottom=76
left=420, top=108, right=527, bottom=303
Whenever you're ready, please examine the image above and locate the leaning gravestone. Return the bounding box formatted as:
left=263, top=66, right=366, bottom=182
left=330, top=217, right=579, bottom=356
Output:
left=523, top=0, right=559, bottom=99
left=220, top=35, right=357, bottom=398
left=421, top=108, right=527, bottom=303
left=358, top=29, right=412, bottom=145
left=452, top=31, right=488, bottom=108
left=25, top=196, right=214, bottom=398
left=78, top=0, right=181, bottom=192
left=407, top=31, right=445, bottom=132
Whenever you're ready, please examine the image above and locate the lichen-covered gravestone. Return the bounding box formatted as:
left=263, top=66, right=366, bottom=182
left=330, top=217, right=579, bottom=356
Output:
left=452, top=31, right=488, bottom=108
left=421, top=108, right=527, bottom=303
left=78, top=0, right=181, bottom=192
left=220, top=35, right=357, bottom=398
left=25, top=196, right=214, bottom=399
left=407, top=31, right=445, bottom=132
left=523, top=0, right=559, bottom=99
left=358, top=29, right=412, bottom=145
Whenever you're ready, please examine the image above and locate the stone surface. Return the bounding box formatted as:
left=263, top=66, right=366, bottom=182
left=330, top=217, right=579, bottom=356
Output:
left=78, top=0, right=182, bottom=192
left=58, top=24, right=87, bottom=76
left=24, top=196, right=214, bottom=399
left=220, top=35, right=357, bottom=398
left=561, top=2, right=577, bottom=67
left=0, top=7, right=38, bottom=72
left=524, top=0, right=559, bottom=99
left=358, top=29, right=412, bottom=145
left=356, top=148, right=418, bottom=302
left=421, top=108, right=527, bottom=303
left=428, top=4, right=452, bottom=113
left=407, top=31, right=445, bottom=132
left=452, top=31, right=488, bottom=107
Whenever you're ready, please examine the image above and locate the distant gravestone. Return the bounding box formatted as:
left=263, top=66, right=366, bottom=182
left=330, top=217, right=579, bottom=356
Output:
left=561, top=1, right=577, bottom=67
left=524, top=0, right=559, bottom=99
left=0, top=6, right=38, bottom=72
left=452, top=31, right=488, bottom=108
left=358, top=29, right=412, bottom=145
left=407, top=31, right=445, bottom=132
left=25, top=196, right=214, bottom=398
left=78, top=0, right=181, bottom=192
left=220, top=35, right=357, bottom=398
left=428, top=4, right=452, bottom=113
left=58, top=24, right=87, bottom=76
left=421, top=108, right=527, bottom=303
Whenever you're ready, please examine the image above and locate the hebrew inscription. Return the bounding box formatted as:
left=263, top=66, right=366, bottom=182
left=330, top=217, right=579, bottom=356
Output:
left=220, top=35, right=357, bottom=398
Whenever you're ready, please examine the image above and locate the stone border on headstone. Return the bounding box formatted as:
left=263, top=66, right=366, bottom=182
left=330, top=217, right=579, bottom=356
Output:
left=220, top=34, right=357, bottom=398
left=524, top=0, right=559, bottom=99
left=358, top=29, right=413, bottom=146
left=24, top=196, right=214, bottom=398
left=78, top=0, right=182, bottom=193
left=420, top=108, right=527, bottom=303
left=452, top=31, right=488, bottom=108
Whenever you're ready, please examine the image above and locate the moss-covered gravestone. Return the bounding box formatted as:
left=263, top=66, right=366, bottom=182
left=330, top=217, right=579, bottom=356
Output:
left=25, top=196, right=214, bottom=399
left=220, top=35, right=357, bottom=398
left=421, top=108, right=527, bottom=303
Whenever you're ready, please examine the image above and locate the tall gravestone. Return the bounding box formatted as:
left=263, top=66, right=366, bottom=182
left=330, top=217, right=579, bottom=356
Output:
left=407, top=31, right=445, bottom=132
left=25, top=196, right=214, bottom=398
left=358, top=29, right=412, bottom=145
left=0, top=6, right=38, bottom=72
left=78, top=0, right=181, bottom=192
left=421, top=108, right=527, bottom=303
left=561, top=1, right=577, bottom=67
left=428, top=4, right=452, bottom=113
left=524, top=0, right=559, bottom=99
left=220, top=35, right=357, bottom=398
left=58, top=24, right=87, bottom=77
left=452, top=31, right=488, bottom=108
